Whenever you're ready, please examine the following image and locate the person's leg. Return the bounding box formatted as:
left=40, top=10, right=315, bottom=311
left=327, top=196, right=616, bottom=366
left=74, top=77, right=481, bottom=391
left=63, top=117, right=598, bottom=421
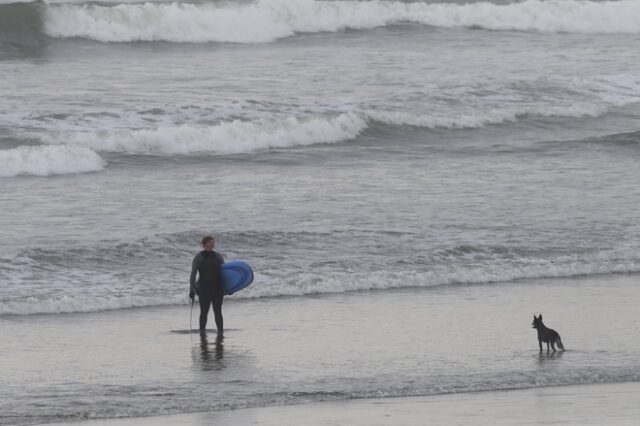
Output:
left=212, top=293, right=224, bottom=335
left=199, top=291, right=212, bottom=331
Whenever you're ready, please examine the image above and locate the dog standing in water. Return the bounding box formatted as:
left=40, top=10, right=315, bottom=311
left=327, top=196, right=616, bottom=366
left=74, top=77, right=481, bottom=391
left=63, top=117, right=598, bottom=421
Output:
left=532, top=314, right=565, bottom=353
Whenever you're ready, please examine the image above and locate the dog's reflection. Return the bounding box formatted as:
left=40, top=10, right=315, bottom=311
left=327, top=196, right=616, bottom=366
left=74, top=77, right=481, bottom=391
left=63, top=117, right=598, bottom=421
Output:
left=537, top=349, right=564, bottom=364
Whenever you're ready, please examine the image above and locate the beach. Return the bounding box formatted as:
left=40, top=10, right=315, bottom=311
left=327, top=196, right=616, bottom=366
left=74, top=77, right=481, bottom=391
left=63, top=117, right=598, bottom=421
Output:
left=5, top=274, right=640, bottom=425
left=3, top=0, right=640, bottom=424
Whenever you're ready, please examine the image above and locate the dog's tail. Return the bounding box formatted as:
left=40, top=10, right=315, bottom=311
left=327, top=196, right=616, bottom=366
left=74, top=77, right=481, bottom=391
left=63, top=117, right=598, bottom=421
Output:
left=557, top=336, right=565, bottom=351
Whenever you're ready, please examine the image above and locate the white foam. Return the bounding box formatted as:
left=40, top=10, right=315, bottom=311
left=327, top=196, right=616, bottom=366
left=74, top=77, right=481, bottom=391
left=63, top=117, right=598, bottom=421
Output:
left=43, top=0, right=640, bottom=43
left=241, top=258, right=640, bottom=300
left=366, top=109, right=520, bottom=129
left=0, top=145, right=105, bottom=177
left=40, top=113, right=367, bottom=155
left=0, top=293, right=186, bottom=316
left=3, top=257, right=640, bottom=316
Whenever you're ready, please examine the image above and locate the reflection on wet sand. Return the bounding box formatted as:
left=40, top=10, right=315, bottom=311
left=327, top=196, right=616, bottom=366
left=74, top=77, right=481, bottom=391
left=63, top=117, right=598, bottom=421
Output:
left=196, top=333, right=225, bottom=371
left=537, top=349, right=564, bottom=365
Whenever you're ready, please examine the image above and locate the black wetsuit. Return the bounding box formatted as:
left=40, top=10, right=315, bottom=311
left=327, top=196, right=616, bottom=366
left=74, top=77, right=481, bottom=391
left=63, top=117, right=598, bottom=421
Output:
left=190, top=250, right=225, bottom=333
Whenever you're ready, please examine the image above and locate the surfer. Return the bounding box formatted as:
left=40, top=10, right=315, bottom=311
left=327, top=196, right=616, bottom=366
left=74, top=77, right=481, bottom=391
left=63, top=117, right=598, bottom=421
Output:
left=190, top=236, right=225, bottom=335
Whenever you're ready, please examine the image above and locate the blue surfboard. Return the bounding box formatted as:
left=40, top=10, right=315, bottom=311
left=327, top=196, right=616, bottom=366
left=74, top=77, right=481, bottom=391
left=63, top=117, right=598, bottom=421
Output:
left=222, top=260, right=254, bottom=295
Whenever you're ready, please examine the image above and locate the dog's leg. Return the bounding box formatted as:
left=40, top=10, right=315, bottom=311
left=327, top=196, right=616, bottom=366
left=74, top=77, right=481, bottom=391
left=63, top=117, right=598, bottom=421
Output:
left=551, top=341, right=556, bottom=352
left=539, top=340, right=543, bottom=353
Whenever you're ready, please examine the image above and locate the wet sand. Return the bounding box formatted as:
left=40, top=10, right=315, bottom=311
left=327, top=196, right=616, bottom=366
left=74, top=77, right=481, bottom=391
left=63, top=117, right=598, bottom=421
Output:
left=5, top=274, right=640, bottom=425
left=45, top=382, right=640, bottom=426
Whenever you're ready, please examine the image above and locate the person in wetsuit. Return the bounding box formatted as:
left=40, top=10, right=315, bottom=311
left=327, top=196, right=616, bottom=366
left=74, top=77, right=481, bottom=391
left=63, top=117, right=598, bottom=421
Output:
left=190, top=236, right=225, bottom=335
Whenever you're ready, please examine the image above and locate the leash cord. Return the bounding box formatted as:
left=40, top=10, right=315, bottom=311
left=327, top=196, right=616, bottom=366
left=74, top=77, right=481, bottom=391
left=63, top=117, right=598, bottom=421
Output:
left=189, top=299, right=194, bottom=331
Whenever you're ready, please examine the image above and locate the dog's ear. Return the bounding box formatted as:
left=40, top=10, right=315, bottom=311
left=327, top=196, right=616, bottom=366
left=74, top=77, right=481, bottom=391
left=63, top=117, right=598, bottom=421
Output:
left=539, top=314, right=542, bottom=320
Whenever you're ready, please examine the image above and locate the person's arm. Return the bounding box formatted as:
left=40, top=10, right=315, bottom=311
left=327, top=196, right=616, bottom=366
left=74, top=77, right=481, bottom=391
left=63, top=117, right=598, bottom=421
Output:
left=189, top=253, right=201, bottom=298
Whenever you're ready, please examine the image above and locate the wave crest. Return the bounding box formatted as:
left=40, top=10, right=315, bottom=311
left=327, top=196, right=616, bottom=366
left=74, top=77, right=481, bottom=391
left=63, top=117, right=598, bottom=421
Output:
left=39, top=113, right=367, bottom=154
left=40, top=0, right=640, bottom=44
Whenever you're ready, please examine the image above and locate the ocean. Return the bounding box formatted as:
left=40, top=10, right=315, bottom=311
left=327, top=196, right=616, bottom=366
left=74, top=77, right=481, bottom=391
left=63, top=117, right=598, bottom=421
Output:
left=1, top=0, right=640, bottom=424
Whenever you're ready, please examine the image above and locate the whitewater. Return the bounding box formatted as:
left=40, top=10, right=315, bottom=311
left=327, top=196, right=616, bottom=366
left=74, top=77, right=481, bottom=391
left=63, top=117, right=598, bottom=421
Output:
left=41, top=0, right=640, bottom=43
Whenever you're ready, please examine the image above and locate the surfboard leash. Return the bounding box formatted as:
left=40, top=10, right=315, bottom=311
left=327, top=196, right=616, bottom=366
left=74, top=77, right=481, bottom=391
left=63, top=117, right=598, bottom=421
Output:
left=189, top=298, right=194, bottom=331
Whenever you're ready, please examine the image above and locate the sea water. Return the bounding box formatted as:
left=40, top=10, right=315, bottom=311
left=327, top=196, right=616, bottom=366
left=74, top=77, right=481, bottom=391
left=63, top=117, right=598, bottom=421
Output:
left=1, top=0, right=640, bottom=424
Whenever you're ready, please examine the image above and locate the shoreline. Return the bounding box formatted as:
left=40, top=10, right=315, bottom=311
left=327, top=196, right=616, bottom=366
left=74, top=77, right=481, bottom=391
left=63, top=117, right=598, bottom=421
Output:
left=43, top=382, right=640, bottom=426
left=6, top=274, right=640, bottom=426
left=5, top=271, right=640, bottom=320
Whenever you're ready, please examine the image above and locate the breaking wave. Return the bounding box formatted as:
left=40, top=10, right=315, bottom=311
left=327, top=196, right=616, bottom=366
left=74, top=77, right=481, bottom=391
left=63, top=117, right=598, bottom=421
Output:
left=2, top=0, right=640, bottom=47
left=2, top=229, right=640, bottom=315
left=9, top=98, right=630, bottom=169
left=0, top=144, right=105, bottom=177
left=31, top=99, right=622, bottom=158
left=38, top=113, right=367, bottom=155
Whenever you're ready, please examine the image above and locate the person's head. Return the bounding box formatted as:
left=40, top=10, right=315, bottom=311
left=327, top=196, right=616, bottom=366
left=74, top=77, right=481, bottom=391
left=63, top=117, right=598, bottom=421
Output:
left=202, top=236, right=215, bottom=251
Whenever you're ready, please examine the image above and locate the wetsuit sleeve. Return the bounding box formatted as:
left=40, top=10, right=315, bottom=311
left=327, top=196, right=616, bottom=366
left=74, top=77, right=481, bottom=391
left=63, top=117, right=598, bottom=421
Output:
left=190, top=253, right=201, bottom=291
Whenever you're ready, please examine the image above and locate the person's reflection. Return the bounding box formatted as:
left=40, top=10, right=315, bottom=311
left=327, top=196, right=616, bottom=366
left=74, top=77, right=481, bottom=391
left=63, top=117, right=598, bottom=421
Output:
left=196, top=332, right=225, bottom=371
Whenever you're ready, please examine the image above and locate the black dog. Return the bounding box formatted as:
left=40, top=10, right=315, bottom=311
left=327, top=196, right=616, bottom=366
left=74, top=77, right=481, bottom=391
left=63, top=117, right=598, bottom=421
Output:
left=532, top=314, right=565, bottom=353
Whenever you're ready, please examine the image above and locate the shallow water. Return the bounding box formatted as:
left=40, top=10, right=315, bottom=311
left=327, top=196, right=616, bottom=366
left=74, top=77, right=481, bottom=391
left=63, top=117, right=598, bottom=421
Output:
left=47, top=382, right=640, bottom=426
left=2, top=274, right=640, bottom=424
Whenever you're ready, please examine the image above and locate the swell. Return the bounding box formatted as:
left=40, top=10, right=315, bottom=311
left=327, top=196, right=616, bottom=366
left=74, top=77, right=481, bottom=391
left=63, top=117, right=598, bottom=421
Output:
left=577, top=129, right=640, bottom=148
